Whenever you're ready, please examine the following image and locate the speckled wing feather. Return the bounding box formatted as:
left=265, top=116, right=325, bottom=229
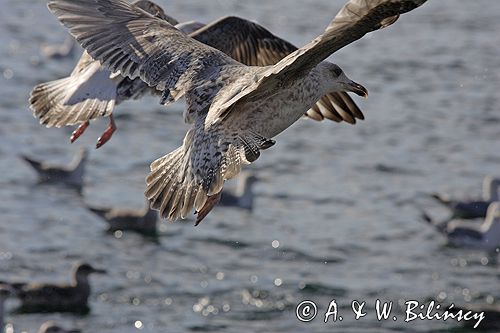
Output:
left=191, top=16, right=363, bottom=123
left=47, top=0, right=241, bottom=119
left=47, top=0, right=263, bottom=222
left=215, top=0, right=427, bottom=116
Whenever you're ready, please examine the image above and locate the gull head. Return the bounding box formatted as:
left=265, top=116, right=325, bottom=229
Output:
left=321, top=63, right=368, bottom=98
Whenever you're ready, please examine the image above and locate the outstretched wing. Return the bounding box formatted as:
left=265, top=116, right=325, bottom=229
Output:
left=216, top=0, right=427, bottom=116
left=47, top=0, right=241, bottom=117
left=191, top=16, right=363, bottom=123
left=30, top=0, right=181, bottom=128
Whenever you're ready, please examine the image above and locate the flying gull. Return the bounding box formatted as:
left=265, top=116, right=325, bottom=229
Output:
left=432, top=176, right=500, bottom=220
left=2, top=262, right=106, bottom=314
left=47, top=0, right=427, bottom=224
left=21, top=147, right=88, bottom=191
left=31, top=3, right=366, bottom=148
left=30, top=0, right=179, bottom=148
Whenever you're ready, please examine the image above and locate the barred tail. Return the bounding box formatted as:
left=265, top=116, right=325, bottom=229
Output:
left=29, top=62, right=117, bottom=128
left=145, top=130, right=209, bottom=221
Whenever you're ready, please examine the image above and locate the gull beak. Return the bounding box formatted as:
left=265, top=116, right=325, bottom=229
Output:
left=346, top=81, right=368, bottom=98
left=92, top=268, right=107, bottom=274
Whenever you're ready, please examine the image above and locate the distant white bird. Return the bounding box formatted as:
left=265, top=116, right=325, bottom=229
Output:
left=46, top=0, right=427, bottom=224
left=423, top=202, right=500, bottom=251
left=432, top=176, right=500, bottom=220
left=21, top=148, right=88, bottom=191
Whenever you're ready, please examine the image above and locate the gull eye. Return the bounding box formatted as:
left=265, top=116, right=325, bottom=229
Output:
left=332, top=67, right=342, bottom=77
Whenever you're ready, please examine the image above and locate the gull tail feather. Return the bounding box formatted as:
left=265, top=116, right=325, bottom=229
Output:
left=145, top=129, right=272, bottom=222
left=29, top=63, right=117, bottom=128
left=145, top=130, right=209, bottom=221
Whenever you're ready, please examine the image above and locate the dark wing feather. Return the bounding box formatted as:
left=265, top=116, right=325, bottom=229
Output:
left=191, top=16, right=364, bottom=124
left=241, top=0, right=427, bottom=104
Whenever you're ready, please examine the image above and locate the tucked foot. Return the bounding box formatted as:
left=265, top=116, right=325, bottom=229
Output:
left=195, top=192, right=222, bottom=226
left=70, top=121, right=90, bottom=143
left=96, top=115, right=116, bottom=149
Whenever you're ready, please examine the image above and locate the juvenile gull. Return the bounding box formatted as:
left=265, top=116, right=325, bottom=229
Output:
left=422, top=202, right=500, bottom=251
left=432, top=176, right=500, bottom=220
left=47, top=0, right=427, bottom=223
left=31, top=8, right=366, bottom=148
left=87, top=201, right=158, bottom=235
left=3, top=262, right=105, bottom=314
left=21, top=147, right=88, bottom=191
left=30, top=0, right=178, bottom=148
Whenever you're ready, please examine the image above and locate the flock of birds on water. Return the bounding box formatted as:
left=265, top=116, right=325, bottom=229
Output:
left=1, top=0, right=499, bottom=331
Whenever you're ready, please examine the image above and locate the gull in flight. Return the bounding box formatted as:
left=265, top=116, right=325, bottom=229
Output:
left=46, top=0, right=427, bottom=224
left=31, top=0, right=366, bottom=148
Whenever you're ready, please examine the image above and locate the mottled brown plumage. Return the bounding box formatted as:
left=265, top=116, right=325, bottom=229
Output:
left=47, top=0, right=427, bottom=222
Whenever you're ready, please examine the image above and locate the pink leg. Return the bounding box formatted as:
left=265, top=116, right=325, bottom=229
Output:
left=96, top=115, right=116, bottom=149
left=195, top=191, right=222, bottom=226
left=70, top=121, right=90, bottom=143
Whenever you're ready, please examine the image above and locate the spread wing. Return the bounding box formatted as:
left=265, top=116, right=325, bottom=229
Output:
left=191, top=16, right=363, bottom=123
left=30, top=0, right=183, bottom=128
left=216, top=0, right=427, bottom=116
left=47, top=0, right=242, bottom=119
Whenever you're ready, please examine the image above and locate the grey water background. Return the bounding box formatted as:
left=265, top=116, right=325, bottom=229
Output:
left=0, top=0, right=499, bottom=332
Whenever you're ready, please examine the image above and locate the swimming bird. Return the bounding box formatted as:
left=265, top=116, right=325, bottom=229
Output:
left=87, top=201, right=158, bottom=235
left=0, top=285, right=13, bottom=332
left=21, top=148, right=88, bottom=191
left=219, top=171, right=258, bottom=211
left=40, top=36, right=78, bottom=60
left=422, top=202, right=500, bottom=251
left=47, top=0, right=427, bottom=224
left=87, top=173, right=256, bottom=232
left=32, top=5, right=366, bottom=149
left=4, top=262, right=105, bottom=314
left=432, top=176, right=500, bottom=220
left=38, top=321, right=81, bottom=333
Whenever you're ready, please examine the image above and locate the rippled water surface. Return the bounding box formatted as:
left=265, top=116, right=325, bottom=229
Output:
left=0, top=0, right=499, bottom=332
